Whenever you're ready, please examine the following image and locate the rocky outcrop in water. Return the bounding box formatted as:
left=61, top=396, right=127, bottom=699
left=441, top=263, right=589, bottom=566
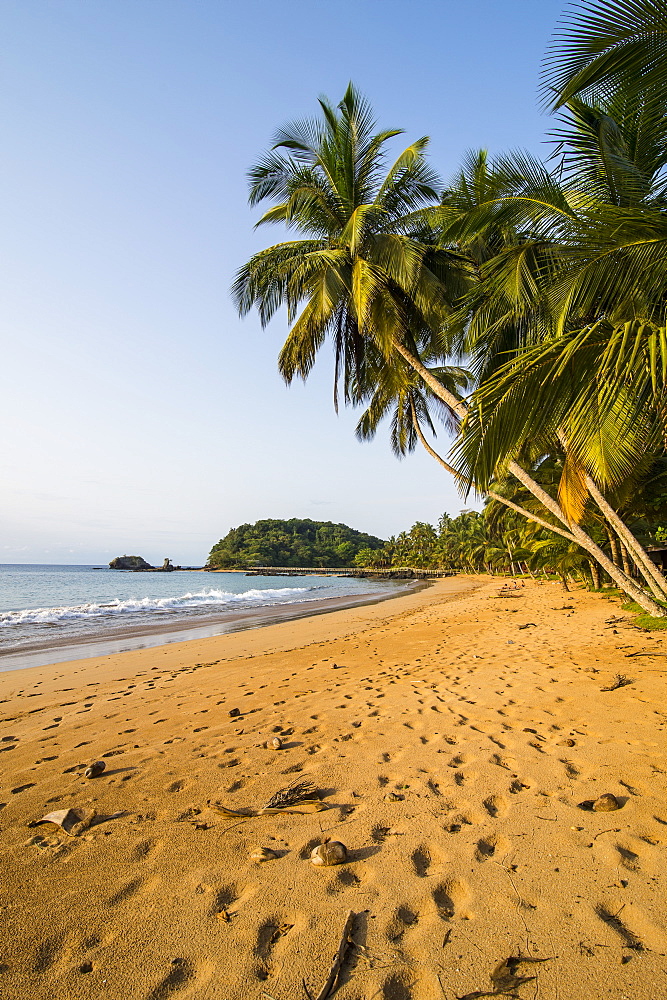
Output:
left=109, top=555, right=153, bottom=570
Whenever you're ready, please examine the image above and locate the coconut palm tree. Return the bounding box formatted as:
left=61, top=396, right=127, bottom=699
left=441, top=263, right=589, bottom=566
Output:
left=446, top=88, right=667, bottom=603
left=543, top=0, right=667, bottom=111
left=234, top=84, right=664, bottom=614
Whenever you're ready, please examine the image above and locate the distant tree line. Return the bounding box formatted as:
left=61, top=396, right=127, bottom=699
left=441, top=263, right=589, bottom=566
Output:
left=207, top=518, right=385, bottom=569
left=354, top=484, right=667, bottom=592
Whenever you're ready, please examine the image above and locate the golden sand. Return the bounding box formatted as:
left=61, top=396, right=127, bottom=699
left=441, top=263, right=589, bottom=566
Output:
left=1, top=576, right=666, bottom=999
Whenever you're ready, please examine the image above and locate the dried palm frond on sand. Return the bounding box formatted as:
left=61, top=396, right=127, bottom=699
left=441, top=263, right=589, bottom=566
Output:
left=208, top=780, right=327, bottom=819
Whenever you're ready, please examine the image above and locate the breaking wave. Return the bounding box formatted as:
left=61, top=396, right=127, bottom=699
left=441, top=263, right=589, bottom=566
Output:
left=0, top=586, right=313, bottom=628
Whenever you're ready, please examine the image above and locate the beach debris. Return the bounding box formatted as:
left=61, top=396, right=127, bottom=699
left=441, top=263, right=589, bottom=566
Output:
left=310, top=839, right=347, bottom=867
left=457, top=954, right=550, bottom=999
left=228, top=708, right=241, bottom=718
left=305, top=909, right=355, bottom=1000
left=263, top=780, right=320, bottom=811
left=84, top=761, right=106, bottom=778
left=250, top=847, right=279, bottom=862
left=385, top=791, right=404, bottom=802
left=518, top=623, right=537, bottom=629
left=625, top=648, right=667, bottom=657
left=208, top=802, right=255, bottom=819
left=265, top=737, right=283, bottom=750
left=208, top=780, right=327, bottom=820
left=593, top=793, right=621, bottom=812
left=30, top=807, right=96, bottom=836
left=578, top=793, right=621, bottom=812
left=595, top=904, right=644, bottom=950
left=601, top=674, right=633, bottom=691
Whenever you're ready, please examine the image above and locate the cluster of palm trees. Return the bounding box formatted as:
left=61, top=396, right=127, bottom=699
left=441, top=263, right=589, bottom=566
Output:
left=355, top=497, right=660, bottom=592
left=234, top=1, right=667, bottom=615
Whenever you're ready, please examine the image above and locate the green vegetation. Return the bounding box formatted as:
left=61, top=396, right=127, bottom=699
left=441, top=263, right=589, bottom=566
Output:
left=357, top=495, right=667, bottom=594
left=622, top=601, right=667, bottom=631
left=235, top=1, right=667, bottom=618
left=207, top=518, right=384, bottom=569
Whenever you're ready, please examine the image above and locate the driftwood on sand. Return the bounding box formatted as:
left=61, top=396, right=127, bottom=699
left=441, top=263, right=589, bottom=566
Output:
left=309, top=909, right=355, bottom=1000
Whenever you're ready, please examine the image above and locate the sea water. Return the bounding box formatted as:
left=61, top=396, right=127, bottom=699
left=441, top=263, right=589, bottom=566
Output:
left=0, top=565, right=402, bottom=670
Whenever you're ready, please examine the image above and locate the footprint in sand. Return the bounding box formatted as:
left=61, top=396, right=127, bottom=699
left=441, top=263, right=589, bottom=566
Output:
left=482, top=795, right=508, bottom=818
left=475, top=833, right=509, bottom=861
left=145, top=958, right=195, bottom=1000
left=11, top=783, right=35, bottom=794
left=382, top=975, right=413, bottom=1000
left=217, top=758, right=240, bottom=769
left=387, top=905, right=418, bottom=942
left=372, top=825, right=390, bottom=843
left=254, top=918, right=293, bottom=980
left=131, top=840, right=160, bottom=862
left=167, top=780, right=185, bottom=793
left=326, top=868, right=361, bottom=893
left=616, top=845, right=641, bottom=871
left=32, top=933, right=64, bottom=973
left=490, top=753, right=515, bottom=770
left=432, top=878, right=473, bottom=920
left=411, top=846, right=430, bottom=877
left=211, top=884, right=237, bottom=915
left=106, top=878, right=145, bottom=907
left=448, top=753, right=468, bottom=768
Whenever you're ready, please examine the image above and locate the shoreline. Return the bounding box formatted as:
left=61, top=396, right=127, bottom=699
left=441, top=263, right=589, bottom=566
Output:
left=1, top=575, right=666, bottom=1000
left=0, top=580, right=424, bottom=673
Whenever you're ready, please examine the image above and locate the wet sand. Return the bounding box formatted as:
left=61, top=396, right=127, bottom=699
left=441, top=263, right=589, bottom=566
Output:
left=0, top=575, right=666, bottom=1000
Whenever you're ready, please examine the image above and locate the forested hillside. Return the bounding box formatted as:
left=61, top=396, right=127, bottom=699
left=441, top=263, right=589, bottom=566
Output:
left=207, top=518, right=385, bottom=569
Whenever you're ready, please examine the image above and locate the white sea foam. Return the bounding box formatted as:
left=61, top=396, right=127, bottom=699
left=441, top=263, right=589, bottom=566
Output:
left=0, top=586, right=312, bottom=628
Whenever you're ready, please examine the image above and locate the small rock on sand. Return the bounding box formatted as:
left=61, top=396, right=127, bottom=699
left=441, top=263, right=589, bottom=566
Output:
left=593, top=793, right=621, bottom=812
left=310, top=840, right=347, bottom=866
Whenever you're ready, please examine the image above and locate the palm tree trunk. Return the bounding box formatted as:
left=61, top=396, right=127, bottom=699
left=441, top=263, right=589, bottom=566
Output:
left=584, top=474, right=667, bottom=599
left=589, top=560, right=601, bottom=590
left=606, top=526, right=621, bottom=567
left=396, top=339, right=666, bottom=617
left=620, top=542, right=632, bottom=579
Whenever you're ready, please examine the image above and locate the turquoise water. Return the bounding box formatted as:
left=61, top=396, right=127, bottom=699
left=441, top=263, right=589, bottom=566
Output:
left=0, top=564, right=400, bottom=668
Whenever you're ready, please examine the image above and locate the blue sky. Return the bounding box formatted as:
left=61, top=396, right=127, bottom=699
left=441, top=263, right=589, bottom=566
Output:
left=1, top=0, right=564, bottom=564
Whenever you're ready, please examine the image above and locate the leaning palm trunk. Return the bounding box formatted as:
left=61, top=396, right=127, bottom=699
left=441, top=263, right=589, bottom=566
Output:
left=584, top=475, right=667, bottom=600
left=393, top=337, right=666, bottom=616
left=557, top=426, right=667, bottom=597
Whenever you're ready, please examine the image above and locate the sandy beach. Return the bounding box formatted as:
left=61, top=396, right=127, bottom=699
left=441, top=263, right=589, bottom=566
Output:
left=1, top=575, right=666, bottom=1000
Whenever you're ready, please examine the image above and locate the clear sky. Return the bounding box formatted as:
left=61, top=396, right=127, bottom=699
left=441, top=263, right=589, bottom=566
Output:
left=1, top=0, right=564, bottom=565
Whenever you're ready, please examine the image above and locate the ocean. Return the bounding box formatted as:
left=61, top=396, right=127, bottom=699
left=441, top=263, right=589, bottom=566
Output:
left=0, top=565, right=404, bottom=671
